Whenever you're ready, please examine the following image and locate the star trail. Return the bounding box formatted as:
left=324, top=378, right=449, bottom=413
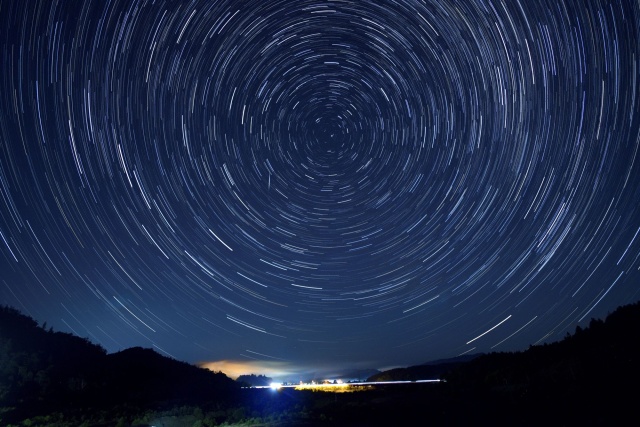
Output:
left=1, top=0, right=639, bottom=372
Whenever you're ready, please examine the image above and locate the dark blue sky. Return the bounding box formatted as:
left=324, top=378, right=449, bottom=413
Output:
left=1, top=0, right=639, bottom=376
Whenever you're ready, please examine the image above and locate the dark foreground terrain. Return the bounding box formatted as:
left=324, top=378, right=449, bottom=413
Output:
left=1, top=301, right=639, bottom=426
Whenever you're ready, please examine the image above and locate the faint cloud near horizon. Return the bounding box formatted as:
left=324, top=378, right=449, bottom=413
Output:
left=199, top=359, right=382, bottom=382
left=199, top=359, right=296, bottom=380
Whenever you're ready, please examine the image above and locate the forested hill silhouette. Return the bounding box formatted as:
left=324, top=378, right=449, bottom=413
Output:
left=367, top=353, right=482, bottom=382
left=362, top=301, right=640, bottom=425
left=369, top=301, right=640, bottom=386
left=437, top=300, right=640, bottom=425
left=0, top=306, right=238, bottom=424
left=2, top=302, right=639, bottom=426
left=444, top=300, right=640, bottom=388
left=236, top=373, right=273, bottom=387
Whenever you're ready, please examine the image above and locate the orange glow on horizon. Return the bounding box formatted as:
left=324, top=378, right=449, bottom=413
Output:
left=198, top=359, right=291, bottom=379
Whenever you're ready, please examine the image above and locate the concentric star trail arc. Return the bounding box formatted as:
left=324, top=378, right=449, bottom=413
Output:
left=0, top=0, right=639, bottom=369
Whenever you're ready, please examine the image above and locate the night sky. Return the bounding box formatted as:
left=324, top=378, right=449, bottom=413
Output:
left=1, top=0, right=640, bottom=377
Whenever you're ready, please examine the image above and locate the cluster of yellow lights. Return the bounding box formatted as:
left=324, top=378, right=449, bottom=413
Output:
left=269, top=380, right=366, bottom=393
left=295, top=381, right=348, bottom=390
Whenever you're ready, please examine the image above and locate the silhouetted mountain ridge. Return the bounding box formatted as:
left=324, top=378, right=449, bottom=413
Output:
left=2, top=301, right=639, bottom=426
left=236, top=373, right=273, bottom=387
left=444, top=300, right=640, bottom=392
left=368, top=354, right=482, bottom=382
left=0, top=306, right=238, bottom=423
left=105, top=346, right=237, bottom=404
left=369, top=301, right=640, bottom=385
left=422, top=353, right=483, bottom=365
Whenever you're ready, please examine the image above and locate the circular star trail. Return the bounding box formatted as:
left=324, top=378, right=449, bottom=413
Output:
left=1, top=0, right=639, bottom=368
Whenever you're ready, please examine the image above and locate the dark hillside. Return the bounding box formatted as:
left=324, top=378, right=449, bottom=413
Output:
left=362, top=302, right=640, bottom=425
left=0, top=306, right=238, bottom=425
left=368, top=354, right=482, bottom=382
left=445, top=301, right=640, bottom=388
left=0, top=306, right=106, bottom=407
left=441, top=301, right=640, bottom=425
left=105, top=346, right=238, bottom=406
left=2, top=302, right=639, bottom=426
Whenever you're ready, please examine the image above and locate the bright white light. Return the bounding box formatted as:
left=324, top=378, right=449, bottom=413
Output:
left=270, top=382, right=282, bottom=390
